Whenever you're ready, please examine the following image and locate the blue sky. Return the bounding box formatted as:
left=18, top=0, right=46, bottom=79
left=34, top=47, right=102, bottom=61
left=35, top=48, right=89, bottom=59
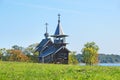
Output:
left=0, top=0, right=120, bottom=54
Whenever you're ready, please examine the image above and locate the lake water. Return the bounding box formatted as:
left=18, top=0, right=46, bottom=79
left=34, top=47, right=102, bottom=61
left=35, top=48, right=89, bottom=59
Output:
left=80, top=63, right=120, bottom=66
left=99, top=63, right=120, bottom=66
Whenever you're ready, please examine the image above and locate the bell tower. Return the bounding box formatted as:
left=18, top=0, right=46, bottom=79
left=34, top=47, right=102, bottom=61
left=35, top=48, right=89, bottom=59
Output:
left=51, top=14, right=68, bottom=47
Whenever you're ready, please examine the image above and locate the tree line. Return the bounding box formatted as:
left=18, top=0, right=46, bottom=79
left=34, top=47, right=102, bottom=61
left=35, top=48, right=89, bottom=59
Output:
left=76, top=54, right=120, bottom=63
left=1, top=42, right=119, bottom=65
left=0, top=44, right=39, bottom=62
left=69, top=42, right=120, bottom=65
left=0, top=42, right=99, bottom=65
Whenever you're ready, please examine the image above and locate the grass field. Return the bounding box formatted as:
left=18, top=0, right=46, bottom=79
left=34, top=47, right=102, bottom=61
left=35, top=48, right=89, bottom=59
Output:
left=0, top=61, right=120, bottom=80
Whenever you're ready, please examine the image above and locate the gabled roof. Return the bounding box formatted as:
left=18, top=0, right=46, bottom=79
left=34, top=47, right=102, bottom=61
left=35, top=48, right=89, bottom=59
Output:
left=54, top=46, right=70, bottom=54
left=39, top=45, right=56, bottom=57
left=39, top=46, right=70, bottom=57
left=35, top=38, right=52, bottom=52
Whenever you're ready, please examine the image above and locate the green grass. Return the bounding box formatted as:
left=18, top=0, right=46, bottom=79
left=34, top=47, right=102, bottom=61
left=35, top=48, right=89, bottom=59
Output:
left=0, top=61, right=120, bottom=80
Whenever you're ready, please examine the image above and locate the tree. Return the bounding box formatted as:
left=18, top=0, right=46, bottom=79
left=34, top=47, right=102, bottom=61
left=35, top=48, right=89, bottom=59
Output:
left=25, top=43, right=39, bottom=62
left=81, top=42, right=99, bottom=65
left=0, top=48, right=7, bottom=61
left=8, top=49, right=29, bottom=62
left=69, top=51, right=78, bottom=65
left=0, top=49, right=2, bottom=61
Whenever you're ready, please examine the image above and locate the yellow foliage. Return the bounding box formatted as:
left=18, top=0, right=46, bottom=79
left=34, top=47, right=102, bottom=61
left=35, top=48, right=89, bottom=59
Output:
left=9, top=50, right=29, bottom=62
left=82, top=42, right=99, bottom=65
left=69, top=52, right=78, bottom=65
